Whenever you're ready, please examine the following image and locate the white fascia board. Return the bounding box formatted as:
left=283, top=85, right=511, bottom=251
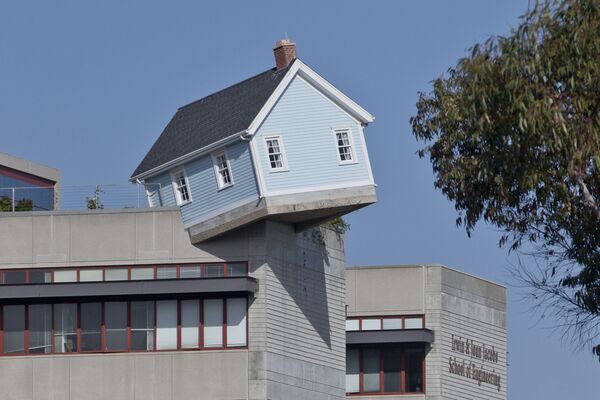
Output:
left=130, top=131, right=243, bottom=182
left=247, top=59, right=374, bottom=136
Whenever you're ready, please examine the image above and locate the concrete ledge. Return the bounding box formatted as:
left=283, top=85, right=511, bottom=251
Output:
left=346, top=329, right=434, bottom=345
left=0, top=277, right=258, bottom=301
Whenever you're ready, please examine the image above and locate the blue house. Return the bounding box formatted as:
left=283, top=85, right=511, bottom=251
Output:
left=131, top=40, right=376, bottom=243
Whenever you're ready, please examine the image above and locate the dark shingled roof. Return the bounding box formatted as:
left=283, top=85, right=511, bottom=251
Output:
left=132, top=60, right=295, bottom=178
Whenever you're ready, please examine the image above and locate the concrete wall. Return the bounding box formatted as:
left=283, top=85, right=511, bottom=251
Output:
left=0, top=152, right=60, bottom=184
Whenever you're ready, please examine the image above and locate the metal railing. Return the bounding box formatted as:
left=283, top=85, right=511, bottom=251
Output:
left=0, top=183, right=162, bottom=212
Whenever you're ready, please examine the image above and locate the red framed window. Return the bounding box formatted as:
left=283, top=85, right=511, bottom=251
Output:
left=346, top=346, right=425, bottom=395
left=346, top=315, right=425, bottom=332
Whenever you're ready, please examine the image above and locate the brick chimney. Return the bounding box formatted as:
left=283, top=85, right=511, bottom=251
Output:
left=273, top=39, right=296, bottom=70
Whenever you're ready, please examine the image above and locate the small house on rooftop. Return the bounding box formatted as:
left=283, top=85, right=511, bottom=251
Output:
left=132, top=40, right=377, bottom=243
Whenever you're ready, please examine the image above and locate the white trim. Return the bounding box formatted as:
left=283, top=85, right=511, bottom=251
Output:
left=169, top=167, right=192, bottom=206
left=358, top=124, right=376, bottom=185
left=331, top=127, right=358, bottom=165
left=183, top=195, right=259, bottom=229
left=263, top=135, right=289, bottom=172
left=131, top=132, right=243, bottom=181
left=247, top=137, right=266, bottom=198
left=247, top=59, right=374, bottom=136
left=265, top=180, right=373, bottom=197
left=211, top=148, right=234, bottom=190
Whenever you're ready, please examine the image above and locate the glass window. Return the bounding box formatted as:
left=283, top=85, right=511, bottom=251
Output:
left=29, top=304, right=52, bottom=353
left=105, top=302, right=127, bottom=351
left=204, top=299, right=223, bottom=348
left=363, top=349, right=381, bottom=392
left=265, top=137, right=286, bottom=170
left=204, top=264, right=224, bottom=278
left=213, top=152, right=233, bottom=189
left=383, top=318, right=403, bottom=330
left=227, top=263, right=246, bottom=277
left=405, top=350, right=424, bottom=393
left=54, top=303, right=77, bottom=353
left=3, top=305, right=25, bottom=353
left=156, top=300, right=177, bottom=350
left=226, top=298, right=247, bottom=347
left=181, top=299, right=200, bottom=348
left=335, top=129, right=354, bottom=163
left=383, top=349, right=402, bottom=392
left=405, top=317, right=424, bottom=329
left=80, top=303, right=101, bottom=351
left=362, top=319, right=381, bottom=331
left=131, top=267, right=153, bottom=280
left=3, top=270, right=26, bottom=284
left=54, top=270, right=77, bottom=283
left=180, top=265, right=201, bottom=279
left=345, top=319, right=359, bottom=331
left=172, top=169, right=191, bottom=205
left=79, top=269, right=103, bottom=282
left=346, top=348, right=360, bottom=393
left=105, top=268, right=128, bottom=281
left=157, top=266, right=177, bottom=279
left=131, top=301, right=154, bottom=351
left=29, top=270, right=52, bottom=284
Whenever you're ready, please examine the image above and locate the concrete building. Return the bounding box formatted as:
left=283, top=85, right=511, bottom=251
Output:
left=0, top=40, right=506, bottom=400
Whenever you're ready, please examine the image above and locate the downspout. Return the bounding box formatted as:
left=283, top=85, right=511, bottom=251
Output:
left=240, top=130, right=265, bottom=199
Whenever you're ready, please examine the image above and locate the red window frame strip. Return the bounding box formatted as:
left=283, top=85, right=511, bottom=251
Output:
left=347, top=315, right=426, bottom=332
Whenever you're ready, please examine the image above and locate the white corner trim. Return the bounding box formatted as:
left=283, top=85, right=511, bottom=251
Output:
left=358, top=125, right=376, bottom=185
left=182, top=195, right=260, bottom=229
left=211, top=148, right=235, bottom=190
left=247, top=137, right=266, bottom=198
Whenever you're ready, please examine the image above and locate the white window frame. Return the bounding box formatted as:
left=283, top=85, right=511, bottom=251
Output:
left=170, top=167, right=192, bottom=206
left=264, top=135, right=288, bottom=172
left=211, top=149, right=234, bottom=190
left=332, top=128, right=357, bottom=165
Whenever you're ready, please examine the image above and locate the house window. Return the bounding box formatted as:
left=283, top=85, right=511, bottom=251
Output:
left=334, top=129, right=355, bottom=164
left=265, top=136, right=287, bottom=171
left=212, top=151, right=234, bottom=189
left=171, top=168, right=192, bottom=205
left=346, top=347, right=425, bottom=394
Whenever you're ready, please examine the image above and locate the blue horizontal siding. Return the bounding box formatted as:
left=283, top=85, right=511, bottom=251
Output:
left=255, top=75, right=371, bottom=193
left=145, top=141, right=259, bottom=225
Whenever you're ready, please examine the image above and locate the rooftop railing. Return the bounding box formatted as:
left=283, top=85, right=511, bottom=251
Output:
left=0, top=183, right=161, bottom=212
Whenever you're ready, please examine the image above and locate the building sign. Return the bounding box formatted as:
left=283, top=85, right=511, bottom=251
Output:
left=448, top=334, right=502, bottom=392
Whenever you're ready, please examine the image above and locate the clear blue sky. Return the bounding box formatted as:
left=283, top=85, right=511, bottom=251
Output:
left=1, top=1, right=598, bottom=398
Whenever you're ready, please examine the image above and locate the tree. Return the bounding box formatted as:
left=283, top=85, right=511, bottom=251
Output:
left=86, top=186, right=104, bottom=210
left=410, top=0, right=600, bottom=357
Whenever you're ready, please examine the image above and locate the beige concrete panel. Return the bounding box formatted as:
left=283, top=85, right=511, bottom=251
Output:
left=69, top=356, right=104, bottom=400
left=32, top=215, right=70, bottom=264
left=345, top=268, right=356, bottom=310
left=69, top=213, right=136, bottom=263
left=32, top=357, right=70, bottom=400
left=0, top=216, right=34, bottom=265
left=103, top=356, right=135, bottom=400
left=171, top=351, right=248, bottom=400
left=0, top=357, right=33, bottom=400
left=133, top=354, right=173, bottom=400
left=135, top=210, right=174, bottom=261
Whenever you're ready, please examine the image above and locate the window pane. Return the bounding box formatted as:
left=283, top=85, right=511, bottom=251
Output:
left=204, top=299, right=223, bottom=347
left=363, top=349, right=381, bottom=392
left=405, top=350, right=424, bottom=393
left=346, top=348, right=360, bottom=393
left=3, top=305, right=25, bottom=353
left=346, top=319, right=359, bottom=331
left=105, top=302, right=127, bottom=351
left=180, top=265, right=201, bottom=279
left=131, top=301, right=154, bottom=351
left=3, top=271, right=26, bottom=284
left=105, top=268, right=128, bottom=281
left=227, top=263, right=246, bottom=277
left=156, top=300, right=177, bottom=350
left=405, top=317, right=424, bottom=329
left=204, top=264, right=224, bottom=278
left=54, top=304, right=77, bottom=353
left=226, top=298, right=246, bottom=347
left=80, top=303, right=101, bottom=351
left=29, top=304, right=52, bottom=353
left=157, top=266, right=177, bottom=279
left=79, top=269, right=103, bottom=282
left=29, top=270, right=52, bottom=284
left=383, top=318, right=402, bottom=330
left=54, top=270, right=77, bottom=283
left=383, top=349, right=401, bottom=392
left=131, top=267, right=153, bottom=280
left=181, top=300, right=199, bottom=348
left=362, top=319, right=381, bottom=331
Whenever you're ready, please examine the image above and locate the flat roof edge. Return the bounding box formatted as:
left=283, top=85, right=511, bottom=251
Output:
left=0, top=207, right=180, bottom=218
